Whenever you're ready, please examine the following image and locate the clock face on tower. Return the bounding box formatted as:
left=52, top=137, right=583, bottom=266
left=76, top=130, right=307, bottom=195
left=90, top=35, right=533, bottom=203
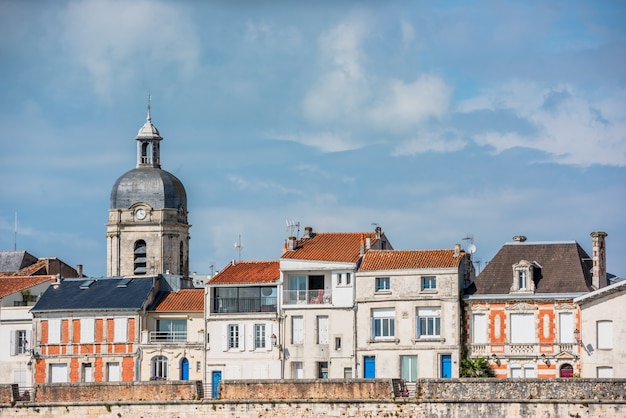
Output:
left=136, top=208, right=146, bottom=220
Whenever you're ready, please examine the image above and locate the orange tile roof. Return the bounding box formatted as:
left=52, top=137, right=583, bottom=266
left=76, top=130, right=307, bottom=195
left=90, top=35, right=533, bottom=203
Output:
left=0, top=275, right=52, bottom=298
left=209, top=260, right=279, bottom=285
left=358, top=249, right=466, bottom=271
left=281, top=232, right=378, bottom=263
left=153, top=289, right=204, bottom=312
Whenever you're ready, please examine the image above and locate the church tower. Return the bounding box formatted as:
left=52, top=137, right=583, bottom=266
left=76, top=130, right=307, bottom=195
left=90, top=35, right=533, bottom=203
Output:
left=106, top=103, right=190, bottom=277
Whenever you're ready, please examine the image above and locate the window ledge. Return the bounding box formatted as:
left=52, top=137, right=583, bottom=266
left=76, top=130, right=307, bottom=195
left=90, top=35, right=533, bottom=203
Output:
left=369, top=338, right=399, bottom=344
left=413, top=337, right=445, bottom=343
left=374, top=290, right=392, bottom=295
left=420, top=289, right=438, bottom=294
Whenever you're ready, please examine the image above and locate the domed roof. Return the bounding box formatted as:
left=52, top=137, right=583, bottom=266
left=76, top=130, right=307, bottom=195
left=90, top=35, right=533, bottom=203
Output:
left=110, top=167, right=187, bottom=210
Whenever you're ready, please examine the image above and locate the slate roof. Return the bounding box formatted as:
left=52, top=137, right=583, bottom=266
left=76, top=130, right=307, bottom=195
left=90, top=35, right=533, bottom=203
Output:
left=0, top=276, right=51, bottom=298
left=468, top=241, right=593, bottom=295
left=0, top=251, right=38, bottom=273
left=31, top=277, right=157, bottom=312
left=281, top=232, right=379, bottom=263
left=153, top=289, right=204, bottom=311
left=359, top=249, right=466, bottom=272
left=209, top=261, right=279, bottom=285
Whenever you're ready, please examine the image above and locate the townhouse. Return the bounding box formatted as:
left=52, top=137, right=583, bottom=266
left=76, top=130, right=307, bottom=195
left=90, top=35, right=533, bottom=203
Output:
left=205, top=260, right=281, bottom=397
left=464, top=233, right=608, bottom=378
left=279, top=226, right=392, bottom=379
left=355, top=246, right=474, bottom=382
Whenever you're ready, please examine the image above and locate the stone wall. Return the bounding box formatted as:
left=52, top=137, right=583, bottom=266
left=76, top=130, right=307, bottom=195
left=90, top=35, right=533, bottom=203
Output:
left=32, top=380, right=200, bottom=403
left=220, top=379, right=393, bottom=400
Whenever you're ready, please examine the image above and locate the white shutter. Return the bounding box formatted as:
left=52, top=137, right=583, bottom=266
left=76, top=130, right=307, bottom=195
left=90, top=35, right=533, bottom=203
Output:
left=558, top=313, right=574, bottom=343
left=81, top=319, right=95, bottom=343
left=10, top=331, right=16, bottom=356
left=26, top=330, right=31, bottom=353
left=597, top=321, right=613, bottom=349
left=114, top=318, right=128, bottom=342
left=472, top=314, right=487, bottom=344
left=221, top=324, right=228, bottom=351
left=318, top=316, right=328, bottom=345
left=239, top=323, right=245, bottom=351
left=510, top=314, right=534, bottom=343
left=597, top=367, right=613, bottom=378
left=50, top=364, right=68, bottom=383
left=265, top=323, right=273, bottom=351
left=292, top=316, right=303, bottom=344
left=49, top=319, right=61, bottom=343
left=247, top=323, right=254, bottom=351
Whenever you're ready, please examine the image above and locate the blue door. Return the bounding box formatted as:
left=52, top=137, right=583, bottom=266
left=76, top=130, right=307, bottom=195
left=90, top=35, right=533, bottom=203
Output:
left=211, top=371, right=222, bottom=398
left=364, top=356, right=376, bottom=378
left=440, top=354, right=452, bottom=378
left=180, top=358, right=189, bottom=380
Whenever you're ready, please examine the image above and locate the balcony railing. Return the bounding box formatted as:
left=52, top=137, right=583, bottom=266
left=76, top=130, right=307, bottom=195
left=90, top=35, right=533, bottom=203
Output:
left=149, top=331, right=187, bottom=342
left=469, top=342, right=580, bottom=357
left=283, top=289, right=331, bottom=305
left=211, top=297, right=277, bottom=313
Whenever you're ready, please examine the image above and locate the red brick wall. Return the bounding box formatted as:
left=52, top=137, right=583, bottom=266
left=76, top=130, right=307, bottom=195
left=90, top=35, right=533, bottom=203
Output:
left=34, top=359, right=46, bottom=384
left=95, top=318, right=104, bottom=342
left=61, top=320, right=69, bottom=344
left=128, top=318, right=136, bottom=342
left=73, top=319, right=80, bottom=343
left=94, top=358, right=104, bottom=382
left=41, top=320, right=48, bottom=344
left=107, top=319, right=114, bottom=342
left=69, top=358, right=79, bottom=383
left=122, top=357, right=135, bottom=381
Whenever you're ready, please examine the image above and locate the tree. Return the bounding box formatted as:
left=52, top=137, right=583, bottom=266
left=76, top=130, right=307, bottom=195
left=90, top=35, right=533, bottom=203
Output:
left=460, top=357, right=493, bottom=378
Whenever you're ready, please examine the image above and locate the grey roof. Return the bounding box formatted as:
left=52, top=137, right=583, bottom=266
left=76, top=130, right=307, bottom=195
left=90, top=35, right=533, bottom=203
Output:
left=0, top=251, right=38, bottom=272
left=31, top=277, right=157, bottom=312
left=467, top=241, right=593, bottom=296
left=110, top=167, right=187, bottom=210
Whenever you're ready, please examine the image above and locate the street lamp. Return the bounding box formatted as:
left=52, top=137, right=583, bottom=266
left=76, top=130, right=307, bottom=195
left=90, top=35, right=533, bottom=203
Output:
left=573, top=328, right=581, bottom=345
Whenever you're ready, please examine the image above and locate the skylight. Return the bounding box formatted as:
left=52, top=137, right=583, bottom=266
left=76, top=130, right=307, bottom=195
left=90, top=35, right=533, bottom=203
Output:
left=80, top=280, right=95, bottom=289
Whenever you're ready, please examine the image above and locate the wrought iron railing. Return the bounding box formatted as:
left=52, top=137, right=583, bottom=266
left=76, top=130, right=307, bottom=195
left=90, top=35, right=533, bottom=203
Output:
left=148, top=331, right=187, bottom=342
left=283, top=289, right=331, bottom=305
left=211, top=297, right=277, bottom=313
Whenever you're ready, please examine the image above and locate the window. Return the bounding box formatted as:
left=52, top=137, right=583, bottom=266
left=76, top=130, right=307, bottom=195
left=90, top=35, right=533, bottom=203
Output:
left=558, top=312, right=574, bottom=343
left=337, top=272, right=352, bottom=286
left=337, top=273, right=342, bottom=285
left=510, top=313, right=535, bottom=343
left=401, top=355, right=418, bottom=382
left=49, top=364, right=68, bottom=383
left=292, top=362, right=303, bottom=379
left=228, top=324, right=240, bottom=349
left=152, top=356, right=168, bottom=380
left=80, top=318, right=95, bottom=343
left=107, top=362, right=121, bottom=382
left=597, top=367, right=613, bottom=378
left=292, top=316, right=304, bottom=344
left=518, top=270, right=527, bottom=290
left=179, top=241, right=184, bottom=275
left=346, top=272, right=351, bottom=285
left=343, top=367, right=352, bottom=378
left=82, top=363, right=93, bottom=382
left=371, top=308, right=395, bottom=339
left=511, top=260, right=538, bottom=293
left=134, top=240, right=147, bottom=275
left=511, top=364, right=535, bottom=378
left=421, top=276, right=436, bottom=290
left=417, top=307, right=441, bottom=338
left=375, top=277, right=390, bottom=291
left=597, top=320, right=613, bottom=349
left=317, top=316, right=329, bottom=345
left=335, top=336, right=342, bottom=351
left=472, top=314, right=487, bottom=344
left=114, top=318, right=128, bottom=342
left=48, top=319, right=61, bottom=344
left=10, top=330, right=30, bottom=356
left=157, top=319, right=186, bottom=342
left=254, top=324, right=266, bottom=349
left=317, top=362, right=328, bottom=378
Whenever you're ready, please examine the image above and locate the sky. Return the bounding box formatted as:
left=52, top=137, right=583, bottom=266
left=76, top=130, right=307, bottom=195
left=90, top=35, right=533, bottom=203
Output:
left=1, top=0, right=625, bottom=279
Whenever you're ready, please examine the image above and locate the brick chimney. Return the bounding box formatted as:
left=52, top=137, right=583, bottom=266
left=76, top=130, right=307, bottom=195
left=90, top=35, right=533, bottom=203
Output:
left=76, top=264, right=83, bottom=277
left=590, top=231, right=608, bottom=289
left=285, top=236, right=297, bottom=251
left=303, top=226, right=313, bottom=239
left=360, top=234, right=366, bottom=256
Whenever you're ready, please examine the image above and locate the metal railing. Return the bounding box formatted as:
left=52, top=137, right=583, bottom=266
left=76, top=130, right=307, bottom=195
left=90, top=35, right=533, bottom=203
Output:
left=283, top=289, right=332, bottom=305
left=211, top=297, right=277, bottom=313
left=148, top=331, right=187, bottom=342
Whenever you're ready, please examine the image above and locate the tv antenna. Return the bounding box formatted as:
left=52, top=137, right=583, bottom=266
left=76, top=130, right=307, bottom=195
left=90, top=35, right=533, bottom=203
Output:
left=286, top=220, right=300, bottom=238
left=234, top=234, right=243, bottom=260
left=462, top=234, right=477, bottom=255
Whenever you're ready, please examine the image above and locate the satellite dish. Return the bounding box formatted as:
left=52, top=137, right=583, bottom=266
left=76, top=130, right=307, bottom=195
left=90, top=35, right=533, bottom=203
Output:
left=468, top=243, right=477, bottom=254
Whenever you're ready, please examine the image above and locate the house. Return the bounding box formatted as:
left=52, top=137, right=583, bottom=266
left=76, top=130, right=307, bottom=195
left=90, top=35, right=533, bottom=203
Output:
left=30, top=276, right=161, bottom=383
left=140, top=288, right=205, bottom=382
left=205, top=260, right=281, bottom=397
left=279, top=226, right=392, bottom=380
left=573, top=279, right=626, bottom=378
left=0, top=250, right=83, bottom=278
left=355, top=246, right=474, bottom=382
left=464, top=232, right=607, bottom=378
left=0, top=276, right=51, bottom=395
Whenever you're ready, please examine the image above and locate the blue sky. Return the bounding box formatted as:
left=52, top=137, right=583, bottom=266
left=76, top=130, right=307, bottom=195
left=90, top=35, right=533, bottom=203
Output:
left=1, top=0, right=625, bottom=278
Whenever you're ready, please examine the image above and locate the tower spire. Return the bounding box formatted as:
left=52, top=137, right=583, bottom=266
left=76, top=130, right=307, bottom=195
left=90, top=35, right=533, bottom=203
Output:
left=147, top=93, right=152, bottom=122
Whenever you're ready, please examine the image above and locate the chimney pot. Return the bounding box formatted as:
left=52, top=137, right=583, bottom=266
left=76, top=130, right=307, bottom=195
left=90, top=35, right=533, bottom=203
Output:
left=76, top=264, right=83, bottom=277
left=304, top=226, right=313, bottom=239
left=513, top=235, right=527, bottom=243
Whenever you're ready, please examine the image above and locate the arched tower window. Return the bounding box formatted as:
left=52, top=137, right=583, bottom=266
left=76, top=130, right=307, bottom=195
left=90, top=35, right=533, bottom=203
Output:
left=179, top=241, right=184, bottom=275
left=134, top=240, right=147, bottom=275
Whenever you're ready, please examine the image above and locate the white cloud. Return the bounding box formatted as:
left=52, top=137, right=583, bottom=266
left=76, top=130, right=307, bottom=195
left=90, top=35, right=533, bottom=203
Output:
left=227, top=175, right=303, bottom=196
left=269, top=130, right=364, bottom=153
left=392, top=131, right=466, bottom=156
left=400, top=19, right=415, bottom=48
left=463, top=82, right=626, bottom=166
left=58, top=0, right=200, bottom=99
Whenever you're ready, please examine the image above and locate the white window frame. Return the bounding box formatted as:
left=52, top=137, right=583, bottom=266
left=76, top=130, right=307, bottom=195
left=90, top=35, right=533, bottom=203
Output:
left=375, top=277, right=390, bottom=292
left=472, top=314, right=487, bottom=344
left=597, top=320, right=613, bottom=350
left=371, top=308, right=395, bottom=339
left=254, top=324, right=266, bottom=349
left=416, top=307, right=441, bottom=338
left=114, top=318, right=128, bottom=342
left=421, top=276, right=436, bottom=290
left=558, top=312, right=574, bottom=343
left=48, top=319, right=61, bottom=344
left=228, top=324, right=240, bottom=349
left=80, top=318, right=95, bottom=343
left=510, top=313, right=535, bottom=343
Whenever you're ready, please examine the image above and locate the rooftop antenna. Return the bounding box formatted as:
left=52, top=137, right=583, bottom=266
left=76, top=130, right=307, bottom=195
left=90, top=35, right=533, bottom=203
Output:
left=14, top=212, right=17, bottom=251
left=286, top=220, right=300, bottom=238
left=462, top=234, right=477, bottom=255
left=234, top=234, right=243, bottom=260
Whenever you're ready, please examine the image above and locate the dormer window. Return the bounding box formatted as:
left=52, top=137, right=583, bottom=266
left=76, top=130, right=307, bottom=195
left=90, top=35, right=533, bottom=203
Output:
left=511, top=260, right=541, bottom=293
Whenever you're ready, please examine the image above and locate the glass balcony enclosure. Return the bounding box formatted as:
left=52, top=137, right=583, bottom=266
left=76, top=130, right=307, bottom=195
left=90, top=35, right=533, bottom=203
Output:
left=211, top=286, right=278, bottom=313
left=283, top=274, right=331, bottom=305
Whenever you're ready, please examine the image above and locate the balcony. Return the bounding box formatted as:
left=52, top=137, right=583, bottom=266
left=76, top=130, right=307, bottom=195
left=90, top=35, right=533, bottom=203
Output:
left=283, top=289, right=332, bottom=305
left=211, top=297, right=277, bottom=314
left=148, top=331, right=187, bottom=342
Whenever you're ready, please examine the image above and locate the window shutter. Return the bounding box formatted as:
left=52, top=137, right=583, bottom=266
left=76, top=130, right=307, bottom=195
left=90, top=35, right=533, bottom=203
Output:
left=239, top=323, right=245, bottom=351
left=265, top=323, right=273, bottom=351
left=472, top=314, right=487, bottom=344
left=10, top=331, right=16, bottom=356
left=221, top=324, right=228, bottom=351
left=26, top=330, right=31, bottom=353
left=247, top=323, right=254, bottom=351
